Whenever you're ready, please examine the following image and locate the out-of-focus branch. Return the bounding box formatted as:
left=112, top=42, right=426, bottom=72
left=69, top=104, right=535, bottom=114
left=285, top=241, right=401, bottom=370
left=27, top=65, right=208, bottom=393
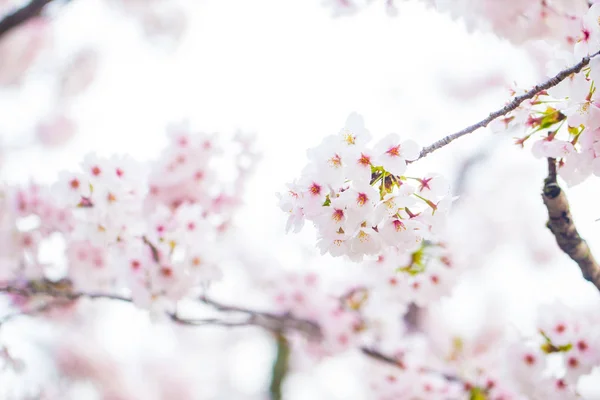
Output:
left=0, top=0, right=58, bottom=38
left=0, top=280, right=322, bottom=339
left=360, top=347, right=463, bottom=383
left=0, top=280, right=131, bottom=303
left=542, top=158, right=600, bottom=292
left=0, top=280, right=463, bottom=386
left=269, top=333, right=289, bottom=400
left=360, top=347, right=405, bottom=368
left=417, top=50, right=600, bottom=161
left=196, top=295, right=322, bottom=339
left=0, top=299, right=71, bottom=326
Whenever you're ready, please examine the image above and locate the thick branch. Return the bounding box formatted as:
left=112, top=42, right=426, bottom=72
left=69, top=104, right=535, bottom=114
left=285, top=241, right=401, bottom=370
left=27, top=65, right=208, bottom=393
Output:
left=0, top=0, right=56, bottom=38
left=418, top=50, right=600, bottom=161
left=542, top=158, right=600, bottom=291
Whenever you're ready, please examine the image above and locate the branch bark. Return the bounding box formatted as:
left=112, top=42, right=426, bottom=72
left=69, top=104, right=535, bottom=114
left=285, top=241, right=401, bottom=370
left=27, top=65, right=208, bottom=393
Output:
left=0, top=0, right=57, bottom=39
left=0, top=280, right=322, bottom=339
left=417, top=50, right=600, bottom=161
left=542, top=158, right=600, bottom=291
left=0, top=280, right=463, bottom=386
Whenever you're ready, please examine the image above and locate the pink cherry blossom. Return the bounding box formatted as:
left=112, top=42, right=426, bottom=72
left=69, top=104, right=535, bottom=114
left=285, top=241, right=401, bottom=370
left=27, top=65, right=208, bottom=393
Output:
left=373, top=133, right=420, bottom=176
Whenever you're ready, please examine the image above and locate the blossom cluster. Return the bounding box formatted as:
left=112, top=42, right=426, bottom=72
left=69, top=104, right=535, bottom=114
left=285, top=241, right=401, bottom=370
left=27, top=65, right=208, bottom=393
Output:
left=0, top=128, right=258, bottom=309
left=366, top=241, right=459, bottom=307
left=490, top=5, right=600, bottom=186
left=425, top=0, right=588, bottom=47
left=279, top=113, right=452, bottom=262
left=507, top=302, right=600, bottom=398
left=361, top=300, right=600, bottom=400
left=322, top=0, right=589, bottom=48
left=366, top=338, right=465, bottom=400
left=270, top=272, right=364, bottom=359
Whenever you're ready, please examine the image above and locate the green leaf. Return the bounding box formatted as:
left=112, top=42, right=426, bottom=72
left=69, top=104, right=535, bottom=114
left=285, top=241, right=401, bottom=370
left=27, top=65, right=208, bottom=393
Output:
left=539, top=330, right=572, bottom=354
left=469, top=387, right=487, bottom=400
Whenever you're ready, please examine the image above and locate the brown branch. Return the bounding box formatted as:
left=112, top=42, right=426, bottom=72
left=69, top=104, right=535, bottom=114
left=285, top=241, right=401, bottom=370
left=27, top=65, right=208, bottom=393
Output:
left=417, top=50, right=600, bottom=161
left=169, top=314, right=256, bottom=328
left=1, top=280, right=132, bottom=303
left=361, top=347, right=405, bottom=368
left=0, top=280, right=322, bottom=338
left=197, top=295, right=322, bottom=339
left=542, top=158, right=600, bottom=291
left=0, top=0, right=57, bottom=39
left=360, top=347, right=463, bottom=384
left=0, top=280, right=463, bottom=386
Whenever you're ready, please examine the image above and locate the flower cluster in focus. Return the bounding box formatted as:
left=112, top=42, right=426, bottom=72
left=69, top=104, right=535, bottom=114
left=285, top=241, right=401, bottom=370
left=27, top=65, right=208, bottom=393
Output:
left=490, top=5, right=600, bottom=186
left=279, top=113, right=452, bottom=262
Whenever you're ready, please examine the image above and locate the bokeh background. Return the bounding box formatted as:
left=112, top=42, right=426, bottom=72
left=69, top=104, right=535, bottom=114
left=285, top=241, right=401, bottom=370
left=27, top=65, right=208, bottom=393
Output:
left=2, top=0, right=600, bottom=398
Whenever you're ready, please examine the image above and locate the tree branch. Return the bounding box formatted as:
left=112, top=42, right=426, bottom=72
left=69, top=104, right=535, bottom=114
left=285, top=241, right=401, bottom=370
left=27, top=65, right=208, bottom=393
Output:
left=196, top=295, right=322, bottom=339
left=0, top=0, right=57, bottom=39
left=269, top=333, right=289, bottom=400
left=542, top=158, right=600, bottom=291
left=0, top=280, right=463, bottom=386
left=0, top=281, right=322, bottom=339
left=360, top=347, right=463, bottom=384
left=0, top=298, right=71, bottom=326
left=417, top=50, right=600, bottom=161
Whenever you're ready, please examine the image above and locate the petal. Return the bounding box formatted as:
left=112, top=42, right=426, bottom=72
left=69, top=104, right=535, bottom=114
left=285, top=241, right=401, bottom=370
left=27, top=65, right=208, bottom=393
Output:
left=401, top=140, right=420, bottom=161
left=381, top=156, right=407, bottom=176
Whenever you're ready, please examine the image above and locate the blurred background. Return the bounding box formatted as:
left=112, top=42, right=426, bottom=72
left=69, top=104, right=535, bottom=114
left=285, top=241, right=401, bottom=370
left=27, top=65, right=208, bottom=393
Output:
left=2, top=0, right=600, bottom=398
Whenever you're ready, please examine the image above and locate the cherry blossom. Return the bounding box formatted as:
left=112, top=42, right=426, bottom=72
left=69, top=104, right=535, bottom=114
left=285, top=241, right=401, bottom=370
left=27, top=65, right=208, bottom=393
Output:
left=0, top=18, right=50, bottom=86
left=280, top=113, right=452, bottom=261
left=4, top=0, right=600, bottom=398
left=487, top=4, right=600, bottom=186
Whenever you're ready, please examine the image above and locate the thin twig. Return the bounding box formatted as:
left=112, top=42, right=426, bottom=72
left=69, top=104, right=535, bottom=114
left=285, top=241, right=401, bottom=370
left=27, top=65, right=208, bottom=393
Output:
left=0, top=299, right=72, bottom=326
left=417, top=50, right=600, bottom=161
left=0, top=0, right=55, bottom=38
left=0, top=281, right=322, bottom=338
left=198, top=295, right=322, bottom=339
left=169, top=314, right=255, bottom=328
left=542, top=158, right=600, bottom=291
left=360, top=347, right=463, bottom=383
left=0, top=282, right=132, bottom=303
left=361, top=347, right=405, bottom=368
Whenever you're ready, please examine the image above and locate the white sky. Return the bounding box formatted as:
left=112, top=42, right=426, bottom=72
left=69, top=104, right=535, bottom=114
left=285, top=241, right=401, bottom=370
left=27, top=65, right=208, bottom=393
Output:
left=3, top=0, right=600, bottom=398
